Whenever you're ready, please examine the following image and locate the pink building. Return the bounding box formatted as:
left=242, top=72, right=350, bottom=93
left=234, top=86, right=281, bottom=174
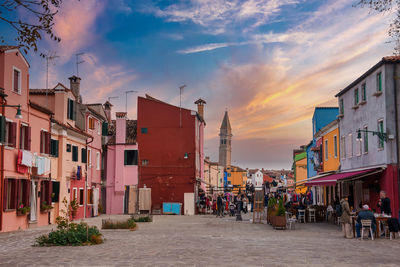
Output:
left=0, top=46, right=53, bottom=232
left=106, top=112, right=138, bottom=214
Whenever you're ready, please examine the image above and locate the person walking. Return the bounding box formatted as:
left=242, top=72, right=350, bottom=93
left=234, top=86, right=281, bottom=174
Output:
left=340, top=196, right=352, bottom=239
left=217, top=194, right=223, bottom=217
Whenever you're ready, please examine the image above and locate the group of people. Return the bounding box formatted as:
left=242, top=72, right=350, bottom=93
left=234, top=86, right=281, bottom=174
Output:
left=214, top=193, right=251, bottom=217
left=339, top=190, right=397, bottom=239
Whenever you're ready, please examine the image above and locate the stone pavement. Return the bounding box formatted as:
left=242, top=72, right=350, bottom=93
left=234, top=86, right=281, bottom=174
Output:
left=0, top=213, right=399, bottom=266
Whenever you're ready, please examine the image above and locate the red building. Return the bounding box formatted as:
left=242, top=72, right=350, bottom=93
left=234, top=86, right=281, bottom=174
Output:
left=137, top=95, right=205, bottom=214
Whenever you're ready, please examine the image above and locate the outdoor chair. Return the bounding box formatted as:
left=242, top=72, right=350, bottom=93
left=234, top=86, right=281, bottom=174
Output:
left=286, top=212, right=297, bottom=230
left=361, top=220, right=374, bottom=241
left=298, top=209, right=306, bottom=223
left=308, top=208, right=316, bottom=223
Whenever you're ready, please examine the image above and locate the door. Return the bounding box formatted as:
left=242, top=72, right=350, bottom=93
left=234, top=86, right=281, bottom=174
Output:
left=184, top=193, right=195, bottom=215
left=93, top=188, right=99, bottom=217
left=30, top=181, right=37, bottom=222
left=124, top=186, right=129, bottom=214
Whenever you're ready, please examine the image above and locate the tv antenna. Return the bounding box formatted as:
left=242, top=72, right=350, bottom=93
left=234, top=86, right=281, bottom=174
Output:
left=108, top=96, right=119, bottom=103
left=45, top=51, right=59, bottom=108
left=75, top=52, right=85, bottom=76
left=179, top=85, right=186, bottom=128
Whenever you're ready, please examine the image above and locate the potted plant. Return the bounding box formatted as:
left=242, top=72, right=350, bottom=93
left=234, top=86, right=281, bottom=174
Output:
left=273, top=199, right=286, bottom=229
left=17, top=203, right=30, bottom=216
left=70, top=199, right=79, bottom=218
left=267, top=197, right=277, bottom=225
left=41, top=201, right=54, bottom=213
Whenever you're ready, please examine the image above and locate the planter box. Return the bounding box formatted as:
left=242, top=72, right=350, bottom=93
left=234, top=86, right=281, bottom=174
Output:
left=16, top=211, right=29, bottom=216
left=273, top=216, right=286, bottom=229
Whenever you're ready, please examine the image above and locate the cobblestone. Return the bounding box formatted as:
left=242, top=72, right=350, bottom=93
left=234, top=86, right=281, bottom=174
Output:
left=0, top=214, right=399, bottom=266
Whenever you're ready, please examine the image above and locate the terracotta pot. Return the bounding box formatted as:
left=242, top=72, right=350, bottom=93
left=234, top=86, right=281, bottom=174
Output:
left=274, top=216, right=286, bottom=229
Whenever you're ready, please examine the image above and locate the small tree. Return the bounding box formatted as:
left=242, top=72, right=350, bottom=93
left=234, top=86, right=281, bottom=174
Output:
left=0, top=0, right=66, bottom=56
left=276, top=199, right=286, bottom=217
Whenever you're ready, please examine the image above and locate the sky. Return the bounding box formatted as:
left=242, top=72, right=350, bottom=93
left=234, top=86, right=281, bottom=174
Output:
left=0, top=0, right=395, bottom=170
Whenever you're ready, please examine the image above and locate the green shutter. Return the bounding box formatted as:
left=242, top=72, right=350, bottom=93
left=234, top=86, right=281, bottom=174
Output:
left=72, top=146, right=78, bottom=161
left=102, top=122, right=108, bottom=136
left=124, top=150, right=127, bottom=165
left=0, top=116, right=5, bottom=143
left=55, top=140, right=59, bottom=157
left=72, top=101, right=76, bottom=121
left=81, top=148, right=87, bottom=163
left=51, top=181, right=60, bottom=203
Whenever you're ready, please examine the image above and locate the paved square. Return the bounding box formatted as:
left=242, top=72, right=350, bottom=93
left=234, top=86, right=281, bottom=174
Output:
left=0, top=214, right=399, bottom=266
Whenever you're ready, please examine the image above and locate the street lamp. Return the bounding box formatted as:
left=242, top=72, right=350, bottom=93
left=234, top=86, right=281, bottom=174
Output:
left=356, top=129, right=388, bottom=143
left=0, top=105, right=22, bottom=119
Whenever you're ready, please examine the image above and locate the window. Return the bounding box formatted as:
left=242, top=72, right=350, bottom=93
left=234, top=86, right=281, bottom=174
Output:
left=334, top=136, right=338, bottom=158
left=66, top=144, right=71, bottom=152
left=377, top=72, right=382, bottom=92
left=340, top=99, right=344, bottom=115
left=67, top=99, right=75, bottom=121
left=51, top=181, right=60, bottom=203
left=72, top=188, right=78, bottom=201
left=354, top=88, right=359, bottom=105
left=50, top=139, right=59, bottom=157
left=361, top=83, right=367, bottom=102
left=363, top=126, right=368, bottom=153
left=87, top=188, right=93, bottom=205
left=17, top=179, right=29, bottom=208
left=72, top=145, right=78, bottom=162
left=81, top=148, right=87, bottom=163
left=378, top=120, right=384, bottom=149
left=40, top=180, right=52, bottom=209
left=13, top=68, right=21, bottom=93
left=124, top=150, right=138, bottom=165
left=102, top=121, right=109, bottom=136
left=97, top=121, right=100, bottom=135
left=221, top=139, right=223, bottom=145
left=142, top=159, right=148, bottom=166
left=79, top=188, right=84, bottom=205
left=356, top=129, right=362, bottom=156
left=88, top=149, right=92, bottom=167
left=141, top=128, right=148, bottom=134
left=348, top=134, right=353, bottom=157
left=0, top=117, right=17, bottom=147
left=96, top=152, right=100, bottom=170
left=325, top=139, right=328, bottom=161
left=19, top=124, right=31, bottom=150
left=40, top=130, right=50, bottom=154
left=3, top=178, right=17, bottom=210
left=88, top=117, right=95, bottom=130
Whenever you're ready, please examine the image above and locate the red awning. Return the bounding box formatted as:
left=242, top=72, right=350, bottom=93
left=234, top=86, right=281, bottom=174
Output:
left=305, top=169, right=382, bottom=187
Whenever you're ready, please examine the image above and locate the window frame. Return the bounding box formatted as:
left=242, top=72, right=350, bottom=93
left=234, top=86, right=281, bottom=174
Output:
left=72, top=145, right=78, bottom=162
left=354, top=88, right=359, bottom=106
left=378, top=119, right=384, bottom=149
left=377, top=72, right=382, bottom=92
left=324, top=139, right=328, bottom=161
left=361, top=83, right=367, bottom=102
left=363, top=125, right=368, bottom=154
left=124, top=149, right=138, bottom=166
left=12, top=67, right=21, bottom=94
left=96, top=152, right=100, bottom=170
left=334, top=135, right=338, bottom=158
left=141, top=128, right=148, bottom=134
left=88, top=148, right=92, bottom=168
left=348, top=133, right=353, bottom=158
left=339, top=99, right=344, bottom=115
left=79, top=188, right=84, bottom=206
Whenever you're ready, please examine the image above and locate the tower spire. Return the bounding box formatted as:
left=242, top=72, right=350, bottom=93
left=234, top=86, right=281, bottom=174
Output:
left=219, top=110, right=232, bottom=167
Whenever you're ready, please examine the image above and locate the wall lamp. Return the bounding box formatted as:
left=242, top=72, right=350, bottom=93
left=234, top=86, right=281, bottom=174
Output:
left=0, top=104, right=22, bottom=119
left=356, top=129, right=389, bottom=143
left=184, top=153, right=189, bottom=159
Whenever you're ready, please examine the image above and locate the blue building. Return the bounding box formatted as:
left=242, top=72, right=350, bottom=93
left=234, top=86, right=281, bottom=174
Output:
left=307, top=107, right=339, bottom=178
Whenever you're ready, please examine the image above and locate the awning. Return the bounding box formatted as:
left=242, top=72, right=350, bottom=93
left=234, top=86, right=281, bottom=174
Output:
left=305, top=168, right=383, bottom=187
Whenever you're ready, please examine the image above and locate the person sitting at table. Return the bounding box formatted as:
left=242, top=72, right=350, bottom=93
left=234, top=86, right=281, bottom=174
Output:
left=356, top=204, right=376, bottom=239
left=377, top=190, right=391, bottom=215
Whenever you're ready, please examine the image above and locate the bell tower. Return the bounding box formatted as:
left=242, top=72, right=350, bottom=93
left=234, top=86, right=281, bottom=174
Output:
left=219, top=111, right=232, bottom=167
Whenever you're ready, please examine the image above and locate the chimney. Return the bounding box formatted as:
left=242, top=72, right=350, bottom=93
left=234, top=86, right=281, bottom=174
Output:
left=103, top=101, right=113, bottom=122
left=69, top=76, right=81, bottom=103
left=115, top=112, right=127, bottom=143
left=194, top=99, right=206, bottom=120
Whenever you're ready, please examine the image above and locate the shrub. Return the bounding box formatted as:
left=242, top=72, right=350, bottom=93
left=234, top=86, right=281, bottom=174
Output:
left=267, top=197, right=277, bottom=209
left=102, top=218, right=137, bottom=229
left=276, top=199, right=286, bottom=217
left=133, top=216, right=152, bottom=222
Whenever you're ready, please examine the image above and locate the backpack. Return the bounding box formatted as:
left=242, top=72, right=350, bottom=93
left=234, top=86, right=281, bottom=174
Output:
left=336, top=204, right=342, bottom=217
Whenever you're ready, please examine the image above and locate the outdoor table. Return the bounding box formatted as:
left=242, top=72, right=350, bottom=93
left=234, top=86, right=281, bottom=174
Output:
left=375, top=215, right=390, bottom=238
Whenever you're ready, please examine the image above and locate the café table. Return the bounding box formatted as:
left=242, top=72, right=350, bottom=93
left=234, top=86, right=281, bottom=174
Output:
left=352, top=214, right=390, bottom=238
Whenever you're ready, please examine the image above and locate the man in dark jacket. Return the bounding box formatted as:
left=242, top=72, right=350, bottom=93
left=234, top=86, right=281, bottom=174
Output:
left=377, top=190, right=391, bottom=215
left=356, top=204, right=376, bottom=238
left=217, top=194, right=223, bottom=217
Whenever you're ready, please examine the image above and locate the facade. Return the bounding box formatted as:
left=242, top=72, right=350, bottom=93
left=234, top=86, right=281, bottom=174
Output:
left=318, top=119, right=340, bottom=172
left=250, top=169, right=263, bottom=189
left=204, top=157, right=220, bottom=195
left=294, top=151, right=307, bottom=193
left=137, top=95, right=205, bottom=214
left=0, top=46, right=53, bottom=232
left=219, top=111, right=232, bottom=167
left=106, top=112, right=138, bottom=214
left=334, top=56, right=400, bottom=214
left=226, top=165, right=247, bottom=192
left=30, top=80, right=92, bottom=221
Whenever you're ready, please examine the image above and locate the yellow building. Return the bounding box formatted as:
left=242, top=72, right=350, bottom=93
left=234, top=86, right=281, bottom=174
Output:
left=320, top=120, right=340, bottom=172
left=226, top=166, right=247, bottom=194
left=294, top=151, right=308, bottom=194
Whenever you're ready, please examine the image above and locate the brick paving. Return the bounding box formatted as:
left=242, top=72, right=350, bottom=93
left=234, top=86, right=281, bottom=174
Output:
left=0, top=214, right=399, bottom=266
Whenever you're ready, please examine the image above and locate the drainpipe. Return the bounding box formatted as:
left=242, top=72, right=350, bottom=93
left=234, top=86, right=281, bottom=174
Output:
left=85, top=136, right=94, bottom=219
left=0, top=96, right=5, bottom=231
left=393, top=63, right=400, bottom=220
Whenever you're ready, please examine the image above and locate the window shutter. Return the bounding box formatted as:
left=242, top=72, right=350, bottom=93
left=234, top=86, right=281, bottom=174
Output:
left=26, top=126, right=31, bottom=151
left=14, top=70, right=19, bottom=92
left=40, top=181, right=44, bottom=208
left=9, top=122, right=16, bottom=147
left=45, top=132, right=50, bottom=154
left=11, top=179, right=17, bottom=209
left=102, top=121, right=108, bottom=136
left=55, top=140, right=59, bottom=157
left=134, top=150, right=138, bottom=165
left=16, top=179, right=21, bottom=208
left=24, top=180, right=30, bottom=206
left=72, top=101, right=76, bottom=121
left=81, top=148, right=87, bottom=163
left=0, top=116, right=5, bottom=143
left=124, top=150, right=127, bottom=165
left=47, top=181, right=52, bottom=205
left=3, top=178, right=8, bottom=210
left=40, top=131, right=44, bottom=153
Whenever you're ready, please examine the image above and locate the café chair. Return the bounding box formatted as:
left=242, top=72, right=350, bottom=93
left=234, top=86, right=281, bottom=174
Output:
left=286, top=212, right=297, bottom=230
left=298, top=209, right=306, bottom=223
left=308, top=208, right=316, bottom=223
left=361, top=220, right=374, bottom=241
